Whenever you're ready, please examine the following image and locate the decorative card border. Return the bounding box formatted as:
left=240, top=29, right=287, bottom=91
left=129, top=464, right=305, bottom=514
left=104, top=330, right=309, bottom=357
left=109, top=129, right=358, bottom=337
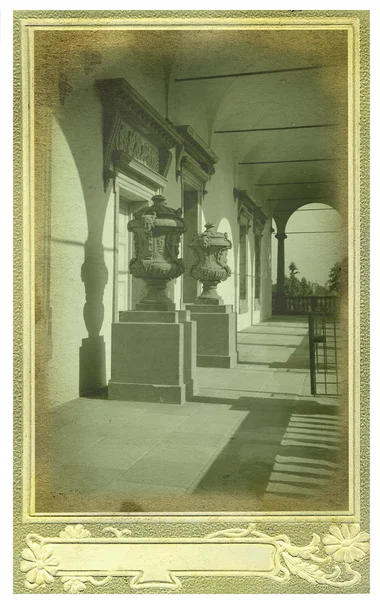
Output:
left=13, top=10, right=370, bottom=594
left=20, top=523, right=369, bottom=593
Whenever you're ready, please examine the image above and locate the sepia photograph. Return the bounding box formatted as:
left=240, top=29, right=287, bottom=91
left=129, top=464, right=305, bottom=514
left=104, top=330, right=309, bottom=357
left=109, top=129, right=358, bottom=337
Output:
left=14, top=9, right=369, bottom=594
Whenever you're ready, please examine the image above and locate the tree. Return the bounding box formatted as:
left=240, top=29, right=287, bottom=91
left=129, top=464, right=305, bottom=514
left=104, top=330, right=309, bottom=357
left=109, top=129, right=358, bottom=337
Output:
left=288, top=262, right=300, bottom=295
left=299, top=277, right=313, bottom=296
left=326, top=257, right=348, bottom=295
left=272, top=263, right=314, bottom=297
left=288, top=262, right=299, bottom=277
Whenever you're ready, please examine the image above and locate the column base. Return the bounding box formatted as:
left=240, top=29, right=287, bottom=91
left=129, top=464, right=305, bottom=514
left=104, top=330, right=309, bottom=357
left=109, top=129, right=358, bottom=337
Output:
left=109, top=310, right=197, bottom=404
left=185, top=304, right=239, bottom=369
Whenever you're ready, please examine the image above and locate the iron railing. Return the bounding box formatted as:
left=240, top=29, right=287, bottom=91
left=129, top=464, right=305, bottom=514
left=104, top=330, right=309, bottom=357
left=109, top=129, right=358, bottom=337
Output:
left=308, top=312, right=339, bottom=396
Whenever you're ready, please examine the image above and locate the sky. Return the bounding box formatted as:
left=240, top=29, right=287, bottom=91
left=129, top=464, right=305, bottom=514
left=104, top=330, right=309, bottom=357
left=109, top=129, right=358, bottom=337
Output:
left=271, top=203, right=346, bottom=288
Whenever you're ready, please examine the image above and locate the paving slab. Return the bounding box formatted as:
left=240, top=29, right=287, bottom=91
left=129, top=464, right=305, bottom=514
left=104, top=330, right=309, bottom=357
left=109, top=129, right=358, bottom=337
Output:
left=42, top=316, right=345, bottom=512
left=118, top=457, right=207, bottom=488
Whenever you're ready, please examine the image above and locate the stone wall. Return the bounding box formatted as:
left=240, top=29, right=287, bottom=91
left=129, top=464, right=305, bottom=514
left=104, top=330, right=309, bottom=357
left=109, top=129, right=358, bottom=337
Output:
left=45, top=39, right=271, bottom=406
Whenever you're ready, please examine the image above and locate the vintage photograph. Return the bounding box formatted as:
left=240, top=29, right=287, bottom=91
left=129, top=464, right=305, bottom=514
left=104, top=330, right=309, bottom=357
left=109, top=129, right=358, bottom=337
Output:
left=30, top=21, right=354, bottom=516
left=13, top=9, right=371, bottom=595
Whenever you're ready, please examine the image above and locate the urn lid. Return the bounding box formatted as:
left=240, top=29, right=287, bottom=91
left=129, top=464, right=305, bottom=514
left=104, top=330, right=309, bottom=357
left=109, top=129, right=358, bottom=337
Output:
left=134, top=195, right=183, bottom=219
left=191, top=223, right=232, bottom=248
left=130, top=195, right=185, bottom=230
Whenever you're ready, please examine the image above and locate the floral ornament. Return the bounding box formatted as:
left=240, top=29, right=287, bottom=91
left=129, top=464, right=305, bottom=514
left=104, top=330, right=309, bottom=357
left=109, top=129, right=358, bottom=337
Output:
left=323, top=524, right=370, bottom=563
left=61, top=575, right=111, bottom=594
left=61, top=576, right=87, bottom=594
left=208, top=523, right=369, bottom=588
left=20, top=537, right=59, bottom=590
left=103, top=526, right=133, bottom=538
left=60, top=524, right=91, bottom=540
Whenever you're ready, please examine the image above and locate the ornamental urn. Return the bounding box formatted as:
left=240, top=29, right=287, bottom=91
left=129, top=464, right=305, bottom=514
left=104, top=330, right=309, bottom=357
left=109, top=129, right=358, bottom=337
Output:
left=127, top=194, right=185, bottom=310
left=190, top=223, right=232, bottom=304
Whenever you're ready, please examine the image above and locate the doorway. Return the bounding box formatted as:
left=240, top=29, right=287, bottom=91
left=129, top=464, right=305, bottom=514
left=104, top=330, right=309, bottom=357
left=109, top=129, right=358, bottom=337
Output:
left=114, top=194, right=147, bottom=319
left=182, top=188, right=200, bottom=304
left=118, top=198, right=139, bottom=312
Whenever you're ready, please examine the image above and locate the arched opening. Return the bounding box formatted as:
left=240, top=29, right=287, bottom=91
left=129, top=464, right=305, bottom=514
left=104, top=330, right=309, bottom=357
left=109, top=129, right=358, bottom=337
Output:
left=272, top=203, right=346, bottom=296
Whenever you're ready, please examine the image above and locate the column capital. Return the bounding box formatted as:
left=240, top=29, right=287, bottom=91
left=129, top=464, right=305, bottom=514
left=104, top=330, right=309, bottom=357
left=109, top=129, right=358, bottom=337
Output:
left=275, top=233, right=287, bottom=240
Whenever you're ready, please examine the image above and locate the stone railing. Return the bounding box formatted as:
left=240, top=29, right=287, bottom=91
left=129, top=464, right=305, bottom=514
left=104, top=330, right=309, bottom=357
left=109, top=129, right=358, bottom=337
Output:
left=273, top=295, right=338, bottom=315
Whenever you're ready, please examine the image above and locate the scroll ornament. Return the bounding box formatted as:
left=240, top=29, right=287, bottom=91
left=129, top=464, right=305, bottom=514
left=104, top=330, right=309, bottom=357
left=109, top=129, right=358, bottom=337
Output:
left=20, top=522, right=369, bottom=593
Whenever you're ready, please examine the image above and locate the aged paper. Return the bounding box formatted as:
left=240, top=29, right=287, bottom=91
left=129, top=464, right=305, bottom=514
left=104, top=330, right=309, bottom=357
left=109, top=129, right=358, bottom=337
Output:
left=14, top=10, right=369, bottom=594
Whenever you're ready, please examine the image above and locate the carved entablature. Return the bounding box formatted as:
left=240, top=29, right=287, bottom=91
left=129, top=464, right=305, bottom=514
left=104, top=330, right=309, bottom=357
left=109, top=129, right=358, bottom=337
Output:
left=234, top=187, right=268, bottom=235
left=238, top=205, right=252, bottom=229
left=175, top=125, right=219, bottom=184
left=253, top=208, right=267, bottom=237
left=96, top=78, right=183, bottom=192
left=116, top=123, right=159, bottom=172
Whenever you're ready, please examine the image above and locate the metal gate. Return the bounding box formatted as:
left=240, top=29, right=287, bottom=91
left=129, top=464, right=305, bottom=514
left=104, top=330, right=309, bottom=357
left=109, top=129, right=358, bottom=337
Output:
left=308, top=312, right=339, bottom=396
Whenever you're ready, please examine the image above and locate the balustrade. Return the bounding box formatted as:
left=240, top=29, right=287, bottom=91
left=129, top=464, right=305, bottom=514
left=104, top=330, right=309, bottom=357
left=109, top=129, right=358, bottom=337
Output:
left=272, top=295, right=338, bottom=315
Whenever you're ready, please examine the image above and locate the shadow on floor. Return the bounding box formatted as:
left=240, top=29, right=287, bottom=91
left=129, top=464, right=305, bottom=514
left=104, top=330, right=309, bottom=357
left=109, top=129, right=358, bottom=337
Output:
left=190, top=395, right=347, bottom=511
left=268, top=335, right=310, bottom=370
left=238, top=328, right=310, bottom=371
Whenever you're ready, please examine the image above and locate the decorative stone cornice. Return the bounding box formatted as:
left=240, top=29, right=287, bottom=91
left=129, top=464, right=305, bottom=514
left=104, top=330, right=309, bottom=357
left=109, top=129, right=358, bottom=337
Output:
left=234, top=187, right=268, bottom=232
left=238, top=204, right=252, bottom=228
left=96, top=78, right=183, bottom=191
left=175, top=125, right=219, bottom=178
left=180, top=154, right=210, bottom=185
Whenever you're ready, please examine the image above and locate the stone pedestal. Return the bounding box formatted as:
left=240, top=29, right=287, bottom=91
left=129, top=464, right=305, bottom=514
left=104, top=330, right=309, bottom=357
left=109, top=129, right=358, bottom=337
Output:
left=185, top=304, right=238, bottom=368
left=108, top=310, right=197, bottom=404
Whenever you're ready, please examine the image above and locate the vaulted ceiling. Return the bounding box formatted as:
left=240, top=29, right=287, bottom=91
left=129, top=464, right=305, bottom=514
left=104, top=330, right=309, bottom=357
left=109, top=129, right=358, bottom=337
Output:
left=37, top=27, right=348, bottom=227
left=167, top=28, right=348, bottom=226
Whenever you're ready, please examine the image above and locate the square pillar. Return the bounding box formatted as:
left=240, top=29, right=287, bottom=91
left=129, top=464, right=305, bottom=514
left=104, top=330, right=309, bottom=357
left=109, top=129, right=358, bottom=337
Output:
left=108, top=310, right=197, bottom=404
left=185, top=304, right=238, bottom=368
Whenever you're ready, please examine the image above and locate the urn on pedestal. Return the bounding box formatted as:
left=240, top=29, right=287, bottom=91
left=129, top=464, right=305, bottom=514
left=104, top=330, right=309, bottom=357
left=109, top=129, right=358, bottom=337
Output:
left=109, top=194, right=197, bottom=404
left=190, top=223, right=232, bottom=304
left=186, top=223, right=237, bottom=368
left=128, top=195, right=185, bottom=310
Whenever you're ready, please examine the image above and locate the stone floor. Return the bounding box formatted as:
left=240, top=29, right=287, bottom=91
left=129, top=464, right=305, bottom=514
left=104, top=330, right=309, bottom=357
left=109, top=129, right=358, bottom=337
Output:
left=37, top=316, right=348, bottom=513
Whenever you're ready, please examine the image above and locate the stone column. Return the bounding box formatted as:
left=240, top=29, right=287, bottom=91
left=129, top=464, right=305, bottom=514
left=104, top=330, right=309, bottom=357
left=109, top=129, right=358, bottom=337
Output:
left=274, top=232, right=287, bottom=314
left=108, top=195, right=197, bottom=404
left=185, top=223, right=238, bottom=368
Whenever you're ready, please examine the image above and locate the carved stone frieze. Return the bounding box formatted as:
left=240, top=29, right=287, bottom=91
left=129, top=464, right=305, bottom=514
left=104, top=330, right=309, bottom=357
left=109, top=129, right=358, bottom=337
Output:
left=116, top=123, right=159, bottom=171
left=96, top=79, right=183, bottom=191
